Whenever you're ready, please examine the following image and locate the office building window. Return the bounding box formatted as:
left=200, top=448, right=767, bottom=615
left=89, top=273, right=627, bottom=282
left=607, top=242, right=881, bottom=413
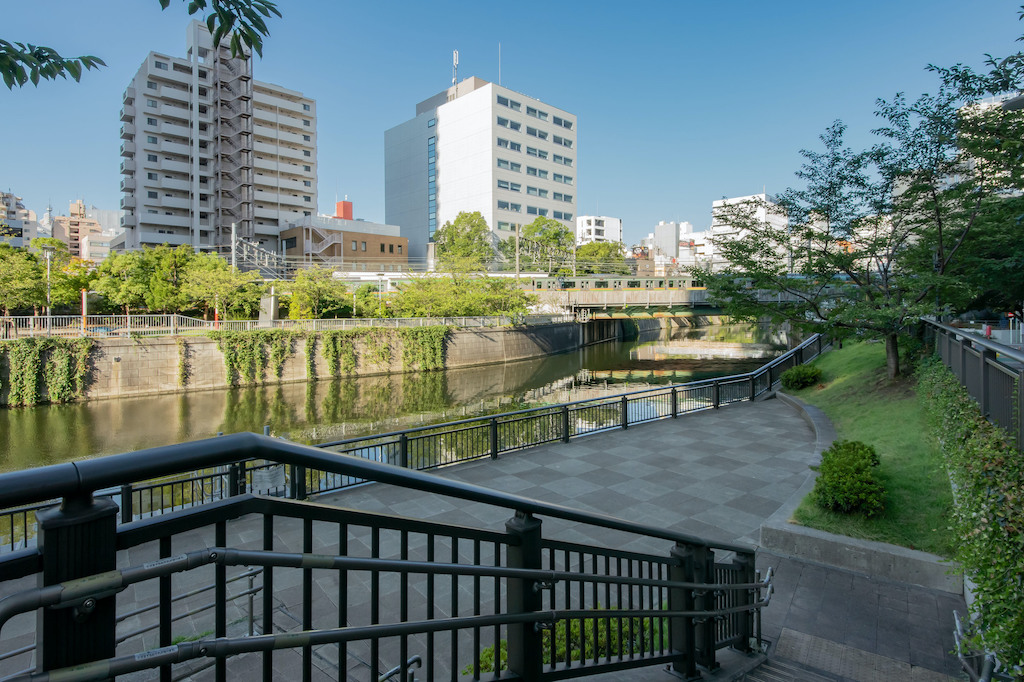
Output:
left=428, top=118, right=436, bottom=127
left=303, top=196, right=311, bottom=202
left=381, top=243, right=386, bottom=253
left=148, top=191, right=158, bottom=198
left=553, top=135, right=573, bottom=148
left=303, top=180, right=311, bottom=187
left=497, top=117, right=521, bottom=131
left=389, top=244, right=394, bottom=253
left=147, top=135, right=157, bottom=144
left=552, top=116, right=573, bottom=130
left=427, top=135, right=437, bottom=237
left=303, top=120, right=311, bottom=126
left=497, top=95, right=522, bottom=111
left=303, top=165, right=311, bottom=171
left=147, top=172, right=158, bottom=180
left=303, top=135, right=311, bottom=141
left=509, top=141, right=521, bottom=152
left=147, top=81, right=157, bottom=90
left=351, top=241, right=357, bottom=251
left=526, top=146, right=548, bottom=160
left=527, top=187, right=548, bottom=198
left=554, top=155, right=573, bottom=166
left=303, top=150, right=311, bottom=157
left=147, top=154, right=158, bottom=162
left=155, top=61, right=168, bottom=70
left=526, top=106, right=548, bottom=121
left=510, top=203, right=521, bottom=212
left=361, top=242, right=367, bottom=251
left=146, top=99, right=158, bottom=108
left=527, top=206, right=538, bottom=215
left=526, top=126, right=547, bottom=140
left=303, top=103, right=311, bottom=111
left=146, top=117, right=158, bottom=126
left=398, top=245, right=403, bottom=254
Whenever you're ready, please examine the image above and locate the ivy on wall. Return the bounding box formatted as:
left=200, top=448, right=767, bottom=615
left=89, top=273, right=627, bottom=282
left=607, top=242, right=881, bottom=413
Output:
left=0, top=338, right=94, bottom=407
left=177, top=338, right=191, bottom=387
left=209, top=330, right=299, bottom=387
left=397, top=326, right=449, bottom=371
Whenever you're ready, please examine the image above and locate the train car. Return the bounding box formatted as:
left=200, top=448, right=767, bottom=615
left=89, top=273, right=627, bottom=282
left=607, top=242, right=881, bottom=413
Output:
left=526, top=275, right=703, bottom=292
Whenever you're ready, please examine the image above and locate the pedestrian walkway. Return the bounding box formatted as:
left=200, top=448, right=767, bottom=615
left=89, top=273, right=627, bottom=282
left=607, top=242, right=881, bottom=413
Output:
left=0, top=397, right=965, bottom=681
left=322, top=397, right=965, bottom=681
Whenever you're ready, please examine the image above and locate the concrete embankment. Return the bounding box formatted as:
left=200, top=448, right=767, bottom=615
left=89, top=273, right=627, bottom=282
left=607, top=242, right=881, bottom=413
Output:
left=0, top=319, right=628, bottom=404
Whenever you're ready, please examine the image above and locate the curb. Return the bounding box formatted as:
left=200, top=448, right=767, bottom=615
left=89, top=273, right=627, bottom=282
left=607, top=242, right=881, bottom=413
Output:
left=758, top=392, right=963, bottom=595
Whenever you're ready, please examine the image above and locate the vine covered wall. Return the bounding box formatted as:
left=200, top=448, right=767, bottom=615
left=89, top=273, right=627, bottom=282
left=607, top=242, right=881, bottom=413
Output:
left=0, top=338, right=94, bottom=407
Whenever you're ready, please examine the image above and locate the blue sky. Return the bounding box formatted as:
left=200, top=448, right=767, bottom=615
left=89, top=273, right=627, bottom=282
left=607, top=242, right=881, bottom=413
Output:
left=3, top=1, right=1022, bottom=245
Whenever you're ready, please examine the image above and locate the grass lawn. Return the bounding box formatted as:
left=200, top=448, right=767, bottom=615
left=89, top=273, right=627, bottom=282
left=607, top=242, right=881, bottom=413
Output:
left=786, top=341, right=955, bottom=557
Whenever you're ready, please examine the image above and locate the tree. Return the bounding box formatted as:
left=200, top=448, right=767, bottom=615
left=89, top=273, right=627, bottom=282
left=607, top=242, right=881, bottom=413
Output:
left=1, top=0, right=280, bottom=89
left=287, top=266, right=349, bottom=319
left=950, top=195, right=1024, bottom=321
left=576, top=242, right=630, bottom=275
left=521, top=217, right=575, bottom=274
left=390, top=275, right=534, bottom=318
left=433, top=212, right=494, bottom=273
left=0, top=243, right=42, bottom=315
left=94, top=251, right=149, bottom=314
left=144, top=245, right=196, bottom=313
left=696, top=79, right=1024, bottom=379
left=182, top=252, right=264, bottom=319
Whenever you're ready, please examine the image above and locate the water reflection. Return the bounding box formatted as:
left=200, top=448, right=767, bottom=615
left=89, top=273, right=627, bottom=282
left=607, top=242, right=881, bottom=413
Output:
left=0, top=322, right=788, bottom=470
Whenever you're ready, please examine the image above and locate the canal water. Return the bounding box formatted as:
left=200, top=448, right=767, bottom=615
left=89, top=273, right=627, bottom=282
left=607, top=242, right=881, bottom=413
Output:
left=0, top=322, right=789, bottom=471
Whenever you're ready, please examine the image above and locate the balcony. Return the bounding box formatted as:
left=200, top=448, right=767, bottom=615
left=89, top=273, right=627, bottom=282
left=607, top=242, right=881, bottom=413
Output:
left=120, top=196, right=136, bottom=210
left=119, top=141, right=136, bottom=157
left=120, top=122, right=135, bottom=139
left=120, top=104, right=136, bottom=121
left=120, top=158, right=136, bottom=174
left=120, top=177, right=135, bottom=192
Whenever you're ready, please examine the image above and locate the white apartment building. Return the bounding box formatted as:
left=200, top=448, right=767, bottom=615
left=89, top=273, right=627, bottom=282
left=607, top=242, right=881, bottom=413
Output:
left=706, top=193, right=788, bottom=271
left=576, top=216, right=622, bottom=246
left=119, top=22, right=316, bottom=252
left=385, top=77, right=577, bottom=261
left=0, top=192, right=39, bottom=248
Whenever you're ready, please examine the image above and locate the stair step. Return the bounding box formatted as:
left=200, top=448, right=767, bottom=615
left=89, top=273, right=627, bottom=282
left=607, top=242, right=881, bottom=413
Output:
left=742, top=656, right=841, bottom=682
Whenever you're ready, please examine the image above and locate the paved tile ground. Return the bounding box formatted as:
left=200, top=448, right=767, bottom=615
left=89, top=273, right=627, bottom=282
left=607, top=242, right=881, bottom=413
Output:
left=0, top=398, right=967, bottom=681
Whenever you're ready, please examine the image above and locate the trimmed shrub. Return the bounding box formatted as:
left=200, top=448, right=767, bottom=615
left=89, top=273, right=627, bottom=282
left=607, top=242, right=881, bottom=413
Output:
left=780, top=364, right=822, bottom=390
left=812, top=440, right=885, bottom=517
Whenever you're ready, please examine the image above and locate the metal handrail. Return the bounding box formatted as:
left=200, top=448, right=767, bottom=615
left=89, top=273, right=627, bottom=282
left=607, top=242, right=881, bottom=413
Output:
left=924, top=318, right=1024, bottom=364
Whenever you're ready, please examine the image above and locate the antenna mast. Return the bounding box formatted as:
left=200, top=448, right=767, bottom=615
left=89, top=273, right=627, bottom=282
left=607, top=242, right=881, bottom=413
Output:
left=452, top=50, right=459, bottom=95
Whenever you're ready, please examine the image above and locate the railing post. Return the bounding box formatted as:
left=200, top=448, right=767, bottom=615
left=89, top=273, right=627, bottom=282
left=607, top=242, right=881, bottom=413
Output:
left=958, top=336, right=967, bottom=381
left=489, top=417, right=499, bottom=459
left=732, top=552, right=755, bottom=653
left=979, top=347, right=994, bottom=418
left=561, top=404, right=570, bottom=442
left=712, top=381, right=720, bottom=409
left=815, top=334, right=821, bottom=356
left=671, top=386, right=678, bottom=417
left=1018, top=368, right=1024, bottom=448
left=36, top=493, right=119, bottom=674
left=505, top=511, right=543, bottom=682
left=120, top=484, right=133, bottom=523
left=669, top=543, right=698, bottom=680
left=228, top=463, right=240, bottom=497
left=620, top=395, right=629, bottom=430
left=289, top=465, right=307, bottom=500
left=399, top=433, right=409, bottom=468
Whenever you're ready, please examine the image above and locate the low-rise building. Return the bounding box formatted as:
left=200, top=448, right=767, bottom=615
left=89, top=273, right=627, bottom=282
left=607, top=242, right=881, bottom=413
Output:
left=280, top=201, right=408, bottom=272
left=51, top=200, right=105, bottom=259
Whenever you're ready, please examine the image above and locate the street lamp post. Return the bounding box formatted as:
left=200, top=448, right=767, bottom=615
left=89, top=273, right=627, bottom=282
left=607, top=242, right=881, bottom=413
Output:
left=40, top=244, right=55, bottom=336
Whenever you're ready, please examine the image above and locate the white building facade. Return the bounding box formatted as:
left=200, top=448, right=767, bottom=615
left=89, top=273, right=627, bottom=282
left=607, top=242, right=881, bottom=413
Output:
left=385, top=77, right=577, bottom=261
left=575, top=216, right=622, bottom=246
left=119, top=22, right=316, bottom=252
left=0, top=192, right=39, bottom=248
left=705, top=193, right=788, bottom=271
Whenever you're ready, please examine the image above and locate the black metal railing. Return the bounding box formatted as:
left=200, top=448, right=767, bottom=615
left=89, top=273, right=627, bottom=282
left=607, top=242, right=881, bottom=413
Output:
left=925, top=319, right=1024, bottom=447
left=0, top=334, right=829, bottom=555
left=0, top=433, right=773, bottom=681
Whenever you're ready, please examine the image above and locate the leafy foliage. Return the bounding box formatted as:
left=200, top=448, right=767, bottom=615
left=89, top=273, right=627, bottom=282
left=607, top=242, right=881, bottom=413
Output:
left=390, top=275, right=534, bottom=318
left=1, top=338, right=93, bottom=406
left=917, top=358, right=1024, bottom=671
left=575, top=241, right=631, bottom=275
left=0, top=243, right=42, bottom=314
left=286, top=266, right=349, bottom=319
left=812, top=440, right=886, bottom=517
left=780, top=364, right=822, bottom=390
left=397, top=326, right=449, bottom=371
left=209, top=329, right=297, bottom=386
left=500, top=217, right=576, bottom=274
left=434, top=211, right=494, bottom=273
left=2, top=0, right=279, bottom=89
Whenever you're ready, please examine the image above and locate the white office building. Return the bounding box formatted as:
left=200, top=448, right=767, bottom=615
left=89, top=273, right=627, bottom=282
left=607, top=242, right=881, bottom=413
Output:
left=575, top=216, right=622, bottom=246
left=385, top=77, right=577, bottom=261
left=119, top=21, right=316, bottom=252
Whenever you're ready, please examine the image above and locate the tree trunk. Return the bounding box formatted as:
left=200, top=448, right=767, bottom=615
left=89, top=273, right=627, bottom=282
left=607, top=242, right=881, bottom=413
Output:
left=885, top=333, right=900, bottom=380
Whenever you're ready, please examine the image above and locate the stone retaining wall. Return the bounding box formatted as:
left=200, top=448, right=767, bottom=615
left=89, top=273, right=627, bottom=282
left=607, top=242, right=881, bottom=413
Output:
left=2, top=320, right=622, bottom=403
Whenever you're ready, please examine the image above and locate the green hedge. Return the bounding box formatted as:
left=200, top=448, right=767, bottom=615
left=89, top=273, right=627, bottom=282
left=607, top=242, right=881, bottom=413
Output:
left=917, top=357, right=1024, bottom=672
left=780, top=364, right=822, bottom=390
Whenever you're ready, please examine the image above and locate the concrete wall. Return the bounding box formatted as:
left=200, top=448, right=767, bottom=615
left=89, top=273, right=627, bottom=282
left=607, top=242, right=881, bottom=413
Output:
left=0, top=323, right=625, bottom=404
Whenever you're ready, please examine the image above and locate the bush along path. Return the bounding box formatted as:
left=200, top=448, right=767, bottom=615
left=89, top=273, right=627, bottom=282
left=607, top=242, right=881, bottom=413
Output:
left=917, top=357, right=1024, bottom=676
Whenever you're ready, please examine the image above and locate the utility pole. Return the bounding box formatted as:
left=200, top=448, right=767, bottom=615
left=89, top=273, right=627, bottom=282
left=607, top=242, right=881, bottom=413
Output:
left=515, top=223, right=520, bottom=279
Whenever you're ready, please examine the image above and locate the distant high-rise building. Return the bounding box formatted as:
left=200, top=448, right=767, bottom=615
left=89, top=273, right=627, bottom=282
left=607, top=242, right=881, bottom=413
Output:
left=706, top=193, right=787, bottom=271
left=385, top=77, right=577, bottom=261
left=575, top=216, right=622, bottom=246
left=119, top=21, right=316, bottom=252
left=0, top=192, right=39, bottom=248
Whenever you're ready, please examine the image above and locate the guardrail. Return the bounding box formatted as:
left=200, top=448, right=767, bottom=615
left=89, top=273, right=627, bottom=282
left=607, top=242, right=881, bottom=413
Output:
left=0, top=433, right=774, bottom=681
left=0, top=333, right=828, bottom=555
left=0, top=313, right=575, bottom=339
left=924, top=318, right=1024, bottom=447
